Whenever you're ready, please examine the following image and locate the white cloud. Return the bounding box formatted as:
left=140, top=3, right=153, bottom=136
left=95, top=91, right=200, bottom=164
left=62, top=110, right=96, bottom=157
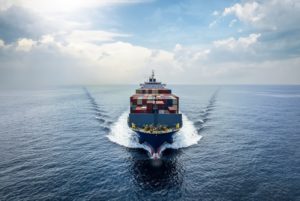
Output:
left=0, top=0, right=147, bottom=44
left=207, top=57, right=300, bottom=84
left=174, top=44, right=182, bottom=51
left=0, top=0, right=151, bottom=13
left=213, top=33, right=261, bottom=50
left=223, top=1, right=263, bottom=23
left=209, top=20, right=217, bottom=28
left=229, top=19, right=237, bottom=27
left=16, top=38, right=36, bottom=51
left=0, top=32, right=299, bottom=85
left=40, top=34, right=55, bottom=44
left=66, top=30, right=130, bottom=44
left=0, top=39, right=4, bottom=47
left=192, top=49, right=210, bottom=61
left=0, top=0, right=13, bottom=10
left=0, top=33, right=183, bottom=85
left=212, top=10, right=219, bottom=16
left=222, top=0, right=300, bottom=31
left=172, top=44, right=211, bottom=75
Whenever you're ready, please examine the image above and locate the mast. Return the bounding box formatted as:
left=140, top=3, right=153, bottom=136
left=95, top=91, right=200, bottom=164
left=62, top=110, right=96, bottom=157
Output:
left=150, top=70, right=156, bottom=83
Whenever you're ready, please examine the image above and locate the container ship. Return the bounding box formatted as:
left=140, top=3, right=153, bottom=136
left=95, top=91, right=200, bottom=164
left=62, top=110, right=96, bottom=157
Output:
left=128, top=71, right=182, bottom=155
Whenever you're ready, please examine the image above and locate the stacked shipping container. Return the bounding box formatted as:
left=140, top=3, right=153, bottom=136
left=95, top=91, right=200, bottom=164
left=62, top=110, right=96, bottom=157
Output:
left=130, top=91, right=179, bottom=114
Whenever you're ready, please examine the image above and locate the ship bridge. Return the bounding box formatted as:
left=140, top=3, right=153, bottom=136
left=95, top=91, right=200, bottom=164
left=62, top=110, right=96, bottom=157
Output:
left=140, top=70, right=166, bottom=89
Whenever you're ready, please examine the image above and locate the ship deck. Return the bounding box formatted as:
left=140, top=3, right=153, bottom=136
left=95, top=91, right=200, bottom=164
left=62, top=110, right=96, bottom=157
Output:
left=131, top=127, right=180, bottom=135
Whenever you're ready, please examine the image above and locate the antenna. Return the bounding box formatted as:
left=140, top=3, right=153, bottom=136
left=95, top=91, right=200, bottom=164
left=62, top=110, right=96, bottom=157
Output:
left=152, top=70, right=154, bottom=79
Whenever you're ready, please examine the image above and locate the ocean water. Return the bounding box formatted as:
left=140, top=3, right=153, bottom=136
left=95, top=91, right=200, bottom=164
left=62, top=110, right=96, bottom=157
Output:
left=0, top=85, right=299, bottom=201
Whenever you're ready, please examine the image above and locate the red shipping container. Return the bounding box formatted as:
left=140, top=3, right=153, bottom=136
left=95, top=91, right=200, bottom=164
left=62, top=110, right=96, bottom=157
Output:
left=155, top=100, right=164, bottom=105
left=147, top=108, right=153, bottom=113
left=158, top=105, right=165, bottom=110
left=168, top=106, right=177, bottom=113
left=142, top=99, right=147, bottom=105
left=147, top=100, right=155, bottom=104
left=134, top=110, right=145, bottom=113
left=147, top=102, right=153, bottom=111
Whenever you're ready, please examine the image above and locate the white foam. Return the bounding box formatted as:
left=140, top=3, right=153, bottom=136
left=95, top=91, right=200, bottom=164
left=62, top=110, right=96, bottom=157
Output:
left=107, top=111, right=202, bottom=155
left=198, top=119, right=204, bottom=123
left=164, top=114, right=202, bottom=149
left=107, top=112, right=144, bottom=149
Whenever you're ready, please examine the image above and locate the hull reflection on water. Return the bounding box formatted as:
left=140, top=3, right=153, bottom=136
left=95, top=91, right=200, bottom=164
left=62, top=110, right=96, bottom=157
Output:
left=130, top=149, right=183, bottom=190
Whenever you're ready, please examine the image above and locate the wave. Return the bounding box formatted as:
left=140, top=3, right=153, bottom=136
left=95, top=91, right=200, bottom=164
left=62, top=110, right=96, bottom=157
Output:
left=83, top=87, right=111, bottom=130
left=107, top=112, right=144, bottom=149
left=164, top=114, right=202, bottom=149
left=256, top=92, right=300, bottom=98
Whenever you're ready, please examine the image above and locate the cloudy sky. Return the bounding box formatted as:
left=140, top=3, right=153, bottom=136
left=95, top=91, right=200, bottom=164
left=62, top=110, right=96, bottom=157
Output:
left=0, top=0, right=299, bottom=86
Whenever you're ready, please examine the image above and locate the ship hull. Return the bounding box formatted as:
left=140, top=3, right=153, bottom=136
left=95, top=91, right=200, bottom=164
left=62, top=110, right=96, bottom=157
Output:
left=128, top=113, right=181, bottom=154
left=135, top=131, right=176, bottom=153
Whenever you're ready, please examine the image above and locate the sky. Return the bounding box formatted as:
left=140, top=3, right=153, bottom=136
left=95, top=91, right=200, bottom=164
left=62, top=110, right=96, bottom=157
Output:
left=0, top=0, right=299, bottom=86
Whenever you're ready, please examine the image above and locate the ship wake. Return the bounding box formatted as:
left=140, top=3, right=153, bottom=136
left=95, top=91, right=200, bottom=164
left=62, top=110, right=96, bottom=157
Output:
left=83, top=87, right=112, bottom=131
left=193, top=89, right=219, bottom=132
left=107, top=111, right=201, bottom=158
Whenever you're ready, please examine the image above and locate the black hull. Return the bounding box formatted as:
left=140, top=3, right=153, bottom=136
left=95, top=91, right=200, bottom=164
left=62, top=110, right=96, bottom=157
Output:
left=136, top=131, right=176, bottom=153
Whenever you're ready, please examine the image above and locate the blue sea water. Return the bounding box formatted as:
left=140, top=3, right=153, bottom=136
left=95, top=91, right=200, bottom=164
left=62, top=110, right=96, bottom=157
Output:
left=0, top=85, right=299, bottom=201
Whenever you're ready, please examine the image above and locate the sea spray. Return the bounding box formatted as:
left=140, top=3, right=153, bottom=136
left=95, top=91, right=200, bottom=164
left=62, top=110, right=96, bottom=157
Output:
left=107, top=112, right=140, bottom=148
left=107, top=111, right=202, bottom=156
left=164, top=114, right=202, bottom=149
